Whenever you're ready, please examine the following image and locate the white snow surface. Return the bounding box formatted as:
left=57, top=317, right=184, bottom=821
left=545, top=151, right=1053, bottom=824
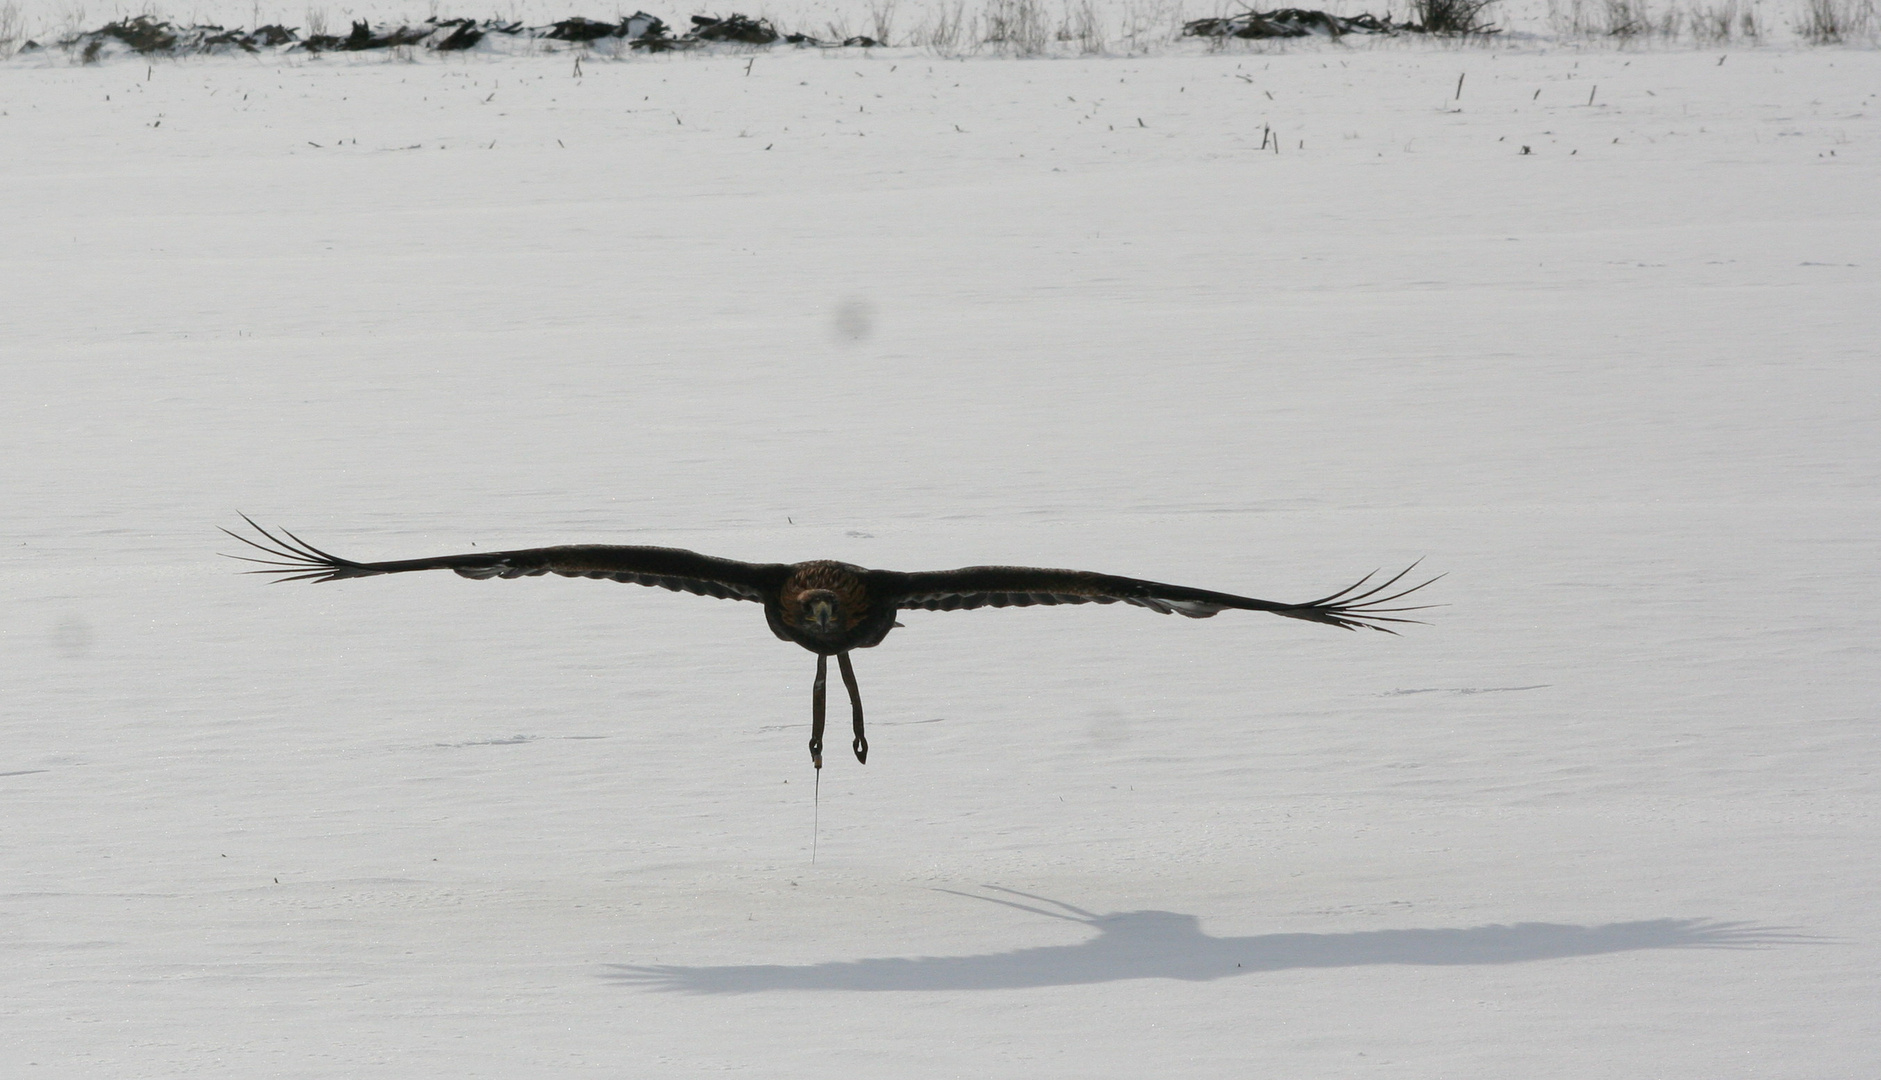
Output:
left=3, top=42, right=1878, bottom=1078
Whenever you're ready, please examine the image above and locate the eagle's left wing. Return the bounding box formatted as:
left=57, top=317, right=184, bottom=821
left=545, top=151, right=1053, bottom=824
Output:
left=873, top=563, right=1437, bottom=633
left=221, top=517, right=786, bottom=602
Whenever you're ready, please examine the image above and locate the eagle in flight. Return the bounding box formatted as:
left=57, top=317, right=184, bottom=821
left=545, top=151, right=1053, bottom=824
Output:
left=224, top=517, right=1436, bottom=769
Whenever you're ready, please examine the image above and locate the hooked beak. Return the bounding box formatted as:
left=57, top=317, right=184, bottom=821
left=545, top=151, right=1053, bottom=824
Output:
left=807, top=597, right=837, bottom=633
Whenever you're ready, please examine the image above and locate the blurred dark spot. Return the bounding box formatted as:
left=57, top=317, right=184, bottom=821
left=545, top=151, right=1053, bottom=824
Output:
left=831, top=298, right=876, bottom=343
left=51, top=617, right=93, bottom=659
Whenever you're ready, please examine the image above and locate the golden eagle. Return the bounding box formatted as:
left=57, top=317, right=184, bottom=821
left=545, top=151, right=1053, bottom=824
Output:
left=224, top=517, right=1436, bottom=768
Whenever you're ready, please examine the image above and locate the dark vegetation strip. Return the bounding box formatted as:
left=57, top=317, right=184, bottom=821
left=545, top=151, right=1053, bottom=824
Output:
left=19, top=3, right=1499, bottom=61
left=26, top=12, right=882, bottom=60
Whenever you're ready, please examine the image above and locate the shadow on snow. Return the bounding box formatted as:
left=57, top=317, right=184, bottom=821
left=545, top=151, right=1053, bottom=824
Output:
left=606, top=888, right=1806, bottom=994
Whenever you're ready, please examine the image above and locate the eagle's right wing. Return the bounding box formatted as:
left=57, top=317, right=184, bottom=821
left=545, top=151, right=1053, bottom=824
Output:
left=222, top=516, right=786, bottom=603
left=874, top=562, right=1437, bottom=633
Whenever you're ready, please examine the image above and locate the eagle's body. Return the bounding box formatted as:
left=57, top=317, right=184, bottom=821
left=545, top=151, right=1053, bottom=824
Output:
left=225, top=519, right=1435, bottom=767
left=767, top=561, right=898, bottom=654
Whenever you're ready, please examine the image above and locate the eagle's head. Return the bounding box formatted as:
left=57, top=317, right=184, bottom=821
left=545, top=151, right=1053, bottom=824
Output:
left=799, top=589, right=842, bottom=634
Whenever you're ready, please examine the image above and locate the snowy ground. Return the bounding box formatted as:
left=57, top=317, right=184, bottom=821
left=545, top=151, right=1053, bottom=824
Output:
left=4, top=38, right=1879, bottom=1079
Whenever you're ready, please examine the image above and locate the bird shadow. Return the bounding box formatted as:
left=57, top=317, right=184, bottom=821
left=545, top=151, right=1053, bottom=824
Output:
left=605, top=887, right=1810, bottom=994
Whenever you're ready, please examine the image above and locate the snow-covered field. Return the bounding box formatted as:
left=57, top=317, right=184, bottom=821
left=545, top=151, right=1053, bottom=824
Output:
left=4, top=32, right=1879, bottom=1078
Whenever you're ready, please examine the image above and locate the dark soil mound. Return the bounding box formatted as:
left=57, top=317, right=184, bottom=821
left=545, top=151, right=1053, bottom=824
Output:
left=1183, top=9, right=1406, bottom=38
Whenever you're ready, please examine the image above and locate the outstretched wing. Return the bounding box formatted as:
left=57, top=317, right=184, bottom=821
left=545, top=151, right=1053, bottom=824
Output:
left=222, top=516, right=787, bottom=603
left=874, top=563, right=1438, bottom=632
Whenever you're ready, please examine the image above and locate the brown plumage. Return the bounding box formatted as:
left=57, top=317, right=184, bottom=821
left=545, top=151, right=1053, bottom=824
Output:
left=223, top=516, right=1438, bottom=768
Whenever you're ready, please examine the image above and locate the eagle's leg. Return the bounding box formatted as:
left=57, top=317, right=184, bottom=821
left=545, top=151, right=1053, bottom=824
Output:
left=809, top=653, right=827, bottom=770
left=838, top=651, right=867, bottom=764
